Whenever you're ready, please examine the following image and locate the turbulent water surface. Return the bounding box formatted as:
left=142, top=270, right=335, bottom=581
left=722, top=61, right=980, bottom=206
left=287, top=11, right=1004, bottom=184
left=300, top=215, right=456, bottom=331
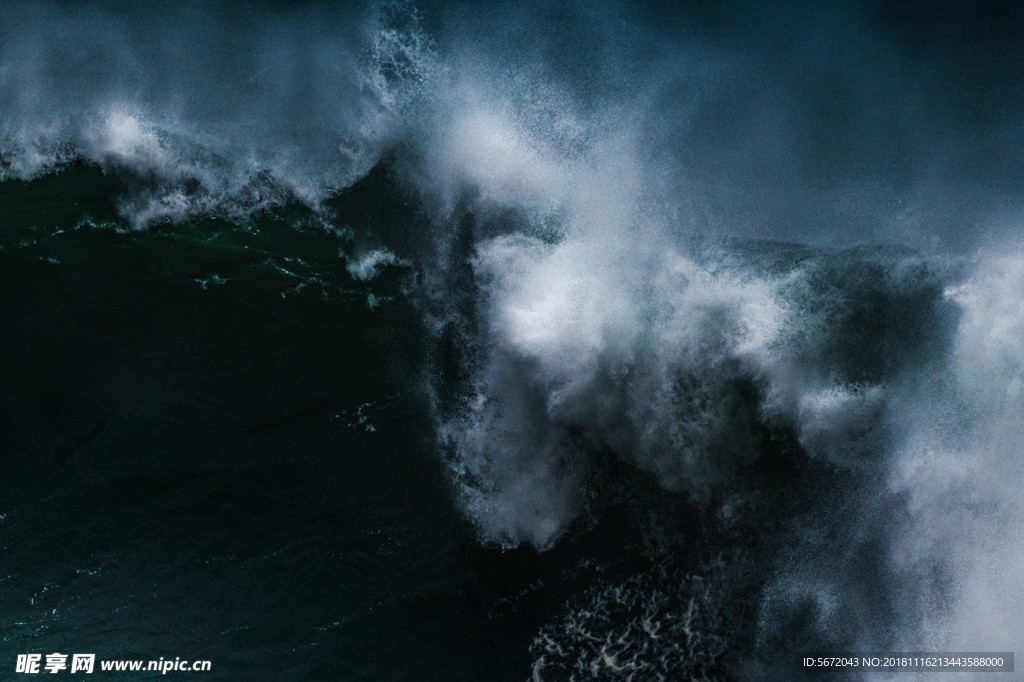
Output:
left=2, top=1, right=1024, bottom=680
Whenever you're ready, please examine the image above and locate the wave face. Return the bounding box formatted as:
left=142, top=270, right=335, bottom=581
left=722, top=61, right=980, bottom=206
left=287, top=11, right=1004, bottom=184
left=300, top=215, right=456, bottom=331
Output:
left=4, top=0, right=1024, bottom=676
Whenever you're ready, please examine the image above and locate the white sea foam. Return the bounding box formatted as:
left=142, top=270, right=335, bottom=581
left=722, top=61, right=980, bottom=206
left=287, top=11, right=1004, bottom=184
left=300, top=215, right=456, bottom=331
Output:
left=0, top=0, right=433, bottom=227
left=346, top=248, right=409, bottom=281
left=887, top=251, right=1024, bottom=656
left=3, top=0, right=1024, bottom=669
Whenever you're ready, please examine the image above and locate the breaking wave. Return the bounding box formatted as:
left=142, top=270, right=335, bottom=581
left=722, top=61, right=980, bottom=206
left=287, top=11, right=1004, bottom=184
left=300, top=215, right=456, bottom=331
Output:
left=4, top=0, right=1024, bottom=676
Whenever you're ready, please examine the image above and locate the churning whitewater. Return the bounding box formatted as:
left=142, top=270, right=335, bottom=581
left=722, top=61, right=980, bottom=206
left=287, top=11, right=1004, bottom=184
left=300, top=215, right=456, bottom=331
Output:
left=3, top=0, right=1023, bottom=678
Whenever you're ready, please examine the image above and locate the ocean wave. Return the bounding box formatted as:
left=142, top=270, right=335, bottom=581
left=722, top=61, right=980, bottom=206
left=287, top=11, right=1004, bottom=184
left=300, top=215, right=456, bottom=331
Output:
left=0, top=0, right=433, bottom=227
left=3, top=0, right=1024, bottom=674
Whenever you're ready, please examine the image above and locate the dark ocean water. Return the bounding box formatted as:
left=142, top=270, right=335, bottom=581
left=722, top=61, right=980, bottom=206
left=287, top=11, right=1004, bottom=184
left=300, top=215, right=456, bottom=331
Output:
left=0, top=165, right=770, bottom=680
left=0, top=165, right=565, bottom=680
left=3, top=1, right=1024, bottom=680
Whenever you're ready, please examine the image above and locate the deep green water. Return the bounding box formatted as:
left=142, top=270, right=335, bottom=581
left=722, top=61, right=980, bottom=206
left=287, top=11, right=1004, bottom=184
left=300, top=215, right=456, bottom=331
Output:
left=0, top=165, right=723, bottom=681
left=4, top=1, right=1024, bottom=678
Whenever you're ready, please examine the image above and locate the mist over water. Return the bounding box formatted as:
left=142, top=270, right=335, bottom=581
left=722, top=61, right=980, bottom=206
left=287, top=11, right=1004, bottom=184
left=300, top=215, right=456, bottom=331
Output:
left=0, top=0, right=430, bottom=224
left=3, top=0, right=1024, bottom=677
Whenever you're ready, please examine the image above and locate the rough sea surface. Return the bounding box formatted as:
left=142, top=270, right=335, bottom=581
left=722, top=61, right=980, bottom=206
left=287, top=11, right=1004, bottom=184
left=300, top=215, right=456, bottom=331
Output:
left=3, top=1, right=1024, bottom=680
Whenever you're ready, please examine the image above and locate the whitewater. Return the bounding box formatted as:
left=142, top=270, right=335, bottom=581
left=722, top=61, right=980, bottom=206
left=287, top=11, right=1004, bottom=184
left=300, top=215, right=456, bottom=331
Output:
left=2, top=0, right=1023, bottom=678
